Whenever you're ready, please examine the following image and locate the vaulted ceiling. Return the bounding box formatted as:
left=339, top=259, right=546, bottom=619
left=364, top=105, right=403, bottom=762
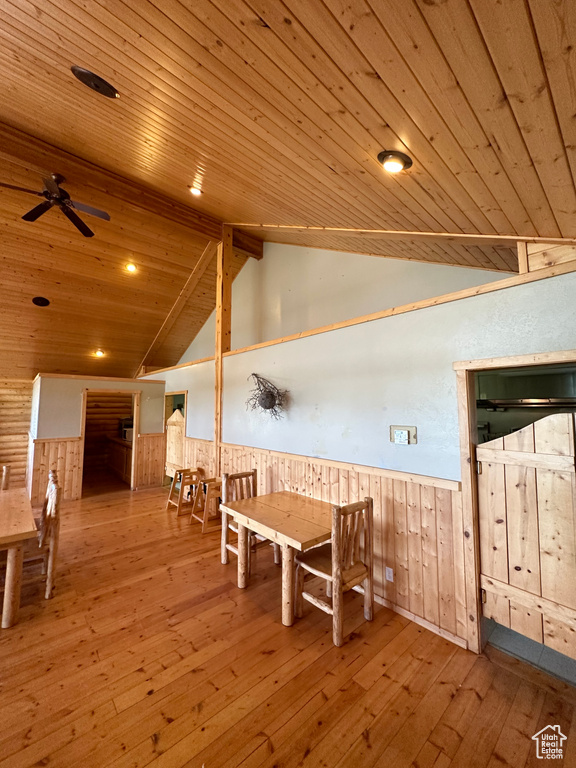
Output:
left=1, top=0, right=575, bottom=377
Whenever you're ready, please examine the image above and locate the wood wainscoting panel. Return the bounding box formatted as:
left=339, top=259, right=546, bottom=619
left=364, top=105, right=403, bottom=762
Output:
left=183, top=437, right=217, bottom=479
left=133, top=433, right=166, bottom=489
left=29, top=437, right=83, bottom=504
left=212, top=441, right=467, bottom=648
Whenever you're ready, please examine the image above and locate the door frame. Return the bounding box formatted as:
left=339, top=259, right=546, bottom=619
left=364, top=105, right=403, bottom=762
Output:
left=80, top=389, right=141, bottom=492
left=164, top=390, right=187, bottom=477
left=454, top=347, right=576, bottom=653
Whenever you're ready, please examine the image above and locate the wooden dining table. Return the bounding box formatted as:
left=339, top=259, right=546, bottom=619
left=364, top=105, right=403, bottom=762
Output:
left=0, top=488, right=37, bottom=628
left=220, top=491, right=333, bottom=626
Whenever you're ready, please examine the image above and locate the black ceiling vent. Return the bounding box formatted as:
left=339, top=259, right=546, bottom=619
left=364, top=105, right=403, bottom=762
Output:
left=71, top=66, right=119, bottom=99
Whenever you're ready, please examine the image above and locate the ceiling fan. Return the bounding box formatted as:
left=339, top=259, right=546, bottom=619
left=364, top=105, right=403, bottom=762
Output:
left=0, top=173, right=110, bottom=237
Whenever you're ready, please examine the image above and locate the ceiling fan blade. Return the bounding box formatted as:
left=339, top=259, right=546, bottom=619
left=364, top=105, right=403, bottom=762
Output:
left=59, top=204, right=94, bottom=237
left=70, top=200, right=111, bottom=221
left=0, top=181, right=43, bottom=196
left=43, top=175, right=61, bottom=196
left=22, top=200, right=54, bottom=222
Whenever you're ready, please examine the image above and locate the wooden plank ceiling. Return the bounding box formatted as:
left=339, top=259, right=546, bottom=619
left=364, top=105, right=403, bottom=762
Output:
left=1, top=0, right=575, bottom=376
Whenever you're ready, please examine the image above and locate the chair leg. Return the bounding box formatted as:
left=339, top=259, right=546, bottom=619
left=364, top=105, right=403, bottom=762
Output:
left=364, top=571, right=374, bottom=621
left=221, top=513, right=229, bottom=564
left=332, top=586, right=344, bottom=647
left=166, top=474, right=177, bottom=511
left=295, top=564, right=305, bottom=618
left=326, top=580, right=332, bottom=598
left=45, top=533, right=59, bottom=600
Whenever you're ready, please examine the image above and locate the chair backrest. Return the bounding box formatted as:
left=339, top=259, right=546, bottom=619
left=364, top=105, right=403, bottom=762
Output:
left=332, top=497, right=373, bottom=575
left=39, top=470, right=61, bottom=548
left=180, top=467, right=205, bottom=488
left=204, top=479, right=222, bottom=520
left=222, top=469, right=257, bottom=504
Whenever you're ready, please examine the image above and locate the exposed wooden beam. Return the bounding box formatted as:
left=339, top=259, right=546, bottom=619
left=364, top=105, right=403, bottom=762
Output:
left=214, top=226, right=233, bottom=476
left=0, top=123, right=263, bottom=259
left=228, top=223, right=576, bottom=248
left=135, top=241, right=218, bottom=375
left=517, top=241, right=529, bottom=273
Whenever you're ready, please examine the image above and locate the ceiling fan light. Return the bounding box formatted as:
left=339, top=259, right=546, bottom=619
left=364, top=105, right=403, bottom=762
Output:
left=377, top=150, right=413, bottom=173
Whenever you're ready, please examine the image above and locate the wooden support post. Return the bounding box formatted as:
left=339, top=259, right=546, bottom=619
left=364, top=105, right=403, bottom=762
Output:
left=1, top=465, right=10, bottom=491
left=214, top=225, right=233, bottom=478
left=517, top=241, right=529, bottom=274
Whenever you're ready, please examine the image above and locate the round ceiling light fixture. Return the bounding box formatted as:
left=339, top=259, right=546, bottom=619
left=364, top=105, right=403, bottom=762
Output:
left=32, top=296, right=50, bottom=307
left=377, top=150, right=413, bottom=173
left=125, top=263, right=137, bottom=273
left=71, top=65, right=120, bottom=99
left=188, top=186, right=202, bottom=197
left=94, top=349, right=105, bottom=358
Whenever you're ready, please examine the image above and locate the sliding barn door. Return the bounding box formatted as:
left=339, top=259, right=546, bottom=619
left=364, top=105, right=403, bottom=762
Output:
left=477, top=413, right=576, bottom=660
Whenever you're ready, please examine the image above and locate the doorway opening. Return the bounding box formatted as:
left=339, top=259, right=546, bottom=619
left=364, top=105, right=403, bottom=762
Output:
left=81, top=390, right=138, bottom=498
left=164, top=391, right=186, bottom=484
left=457, top=352, right=576, bottom=684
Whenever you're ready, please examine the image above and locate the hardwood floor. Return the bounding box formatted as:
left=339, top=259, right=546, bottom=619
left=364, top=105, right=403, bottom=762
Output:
left=0, top=487, right=574, bottom=768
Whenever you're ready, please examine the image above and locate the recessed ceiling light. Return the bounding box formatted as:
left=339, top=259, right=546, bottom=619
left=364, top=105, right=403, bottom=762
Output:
left=125, top=263, right=137, bottom=273
left=377, top=150, right=413, bottom=173
left=32, top=296, right=50, bottom=307
left=94, top=349, right=105, bottom=358
left=71, top=65, right=120, bottom=99
left=188, top=186, right=202, bottom=196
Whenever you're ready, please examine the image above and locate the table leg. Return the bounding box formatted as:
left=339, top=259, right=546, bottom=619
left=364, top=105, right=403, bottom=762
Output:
left=281, top=544, right=295, bottom=627
left=2, top=545, right=23, bottom=629
left=237, top=523, right=249, bottom=589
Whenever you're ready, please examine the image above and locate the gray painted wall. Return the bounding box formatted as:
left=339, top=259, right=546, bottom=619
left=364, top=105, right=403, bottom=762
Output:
left=35, top=377, right=166, bottom=439
left=223, top=272, right=576, bottom=481
left=145, top=362, right=214, bottom=441
left=178, top=243, right=506, bottom=363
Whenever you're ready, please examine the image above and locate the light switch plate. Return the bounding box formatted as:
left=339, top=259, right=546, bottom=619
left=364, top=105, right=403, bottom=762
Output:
left=390, top=425, right=417, bottom=444
left=385, top=566, right=394, bottom=582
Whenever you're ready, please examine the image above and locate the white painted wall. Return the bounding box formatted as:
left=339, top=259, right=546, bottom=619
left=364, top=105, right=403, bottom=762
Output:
left=178, top=243, right=507, bottom=362
left=35, top=377, right=166, bottom=439
left=29, top=376, right=41, bottom=439
left=223, top=272, right=576, bottom=481
left=144, top=361, right=214, bottom=441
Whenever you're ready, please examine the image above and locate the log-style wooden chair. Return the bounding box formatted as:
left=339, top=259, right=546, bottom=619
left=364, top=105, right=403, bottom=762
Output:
left=21, top=469, right=62, bottom=599
left=166, top=467, right=205, bottom=517
left=190, top=478, right=222, bottom=533
left=221, top=469, right=280, bottom=570
left=295, top=497, right=374, bottom=646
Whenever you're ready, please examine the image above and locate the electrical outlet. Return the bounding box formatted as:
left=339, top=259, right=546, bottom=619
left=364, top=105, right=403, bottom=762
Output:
left=385, top=566, right=394, bottom=582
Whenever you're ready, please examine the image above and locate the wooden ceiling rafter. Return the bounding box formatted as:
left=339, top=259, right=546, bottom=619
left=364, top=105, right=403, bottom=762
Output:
left=136, top=240, right=219, bottom=375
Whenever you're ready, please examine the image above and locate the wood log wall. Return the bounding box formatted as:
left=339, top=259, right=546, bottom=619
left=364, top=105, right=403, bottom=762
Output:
left=84, top=392, right=133, bottom=470
left=184, top=436, right=467, bottom=647
left=0, top=379, right=33, bottom=488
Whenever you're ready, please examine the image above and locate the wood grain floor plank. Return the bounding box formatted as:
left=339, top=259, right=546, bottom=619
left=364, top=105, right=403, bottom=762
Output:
left=0, top=487, right=570, bottom=768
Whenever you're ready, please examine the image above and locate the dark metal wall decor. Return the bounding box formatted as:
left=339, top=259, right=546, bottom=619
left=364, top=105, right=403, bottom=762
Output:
left=246, top=373, right=288, bottom=419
